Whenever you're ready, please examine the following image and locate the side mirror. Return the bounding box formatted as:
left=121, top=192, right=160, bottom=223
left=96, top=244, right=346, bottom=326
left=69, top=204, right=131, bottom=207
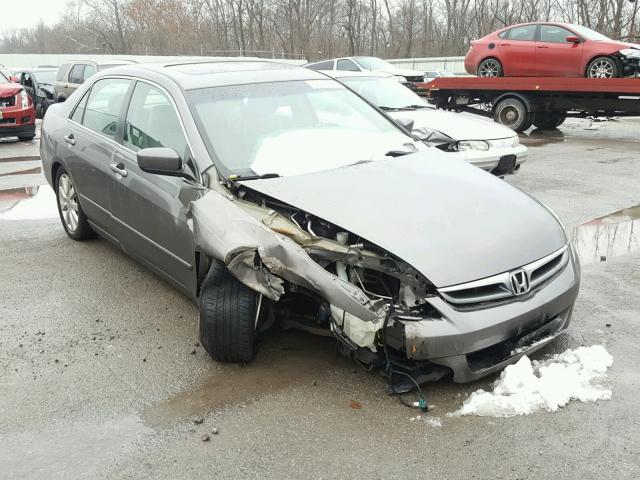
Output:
left=566, top=36, right=581, bottom=43
left=9, top=76, right=19, bottom=83
left=394, top=117, right=415, bottom=132
left=137, top=147, right=186, bottom=177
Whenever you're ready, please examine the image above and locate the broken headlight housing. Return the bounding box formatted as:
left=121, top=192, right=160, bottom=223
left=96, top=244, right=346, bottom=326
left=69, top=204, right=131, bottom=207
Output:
left=456, top=140, right=490, bottom=151
left=619, top=48, right=640, bottom=59
left=19, top=90, right=29, bottom=109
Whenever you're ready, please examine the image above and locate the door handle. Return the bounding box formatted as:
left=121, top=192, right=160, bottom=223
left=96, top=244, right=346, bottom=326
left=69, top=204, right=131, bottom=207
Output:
left=63, top=133, right=75, bottom=145
left=499, top=42, right=511, bottom=46
left=537, top=45, right=549, bottom=48
left=109, top=162, right=128, bottom=177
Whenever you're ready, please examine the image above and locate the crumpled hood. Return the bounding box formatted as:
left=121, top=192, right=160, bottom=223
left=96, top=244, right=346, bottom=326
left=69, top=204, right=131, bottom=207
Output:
left=241, top=152, right=566, bottom=287
left=0, top=83, right=21, bottom=99
left=388, top=108, right=516, bottom=141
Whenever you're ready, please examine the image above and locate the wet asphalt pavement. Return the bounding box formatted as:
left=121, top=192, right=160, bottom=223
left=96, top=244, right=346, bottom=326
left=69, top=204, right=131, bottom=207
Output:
left=1, top=119, right=639, bottom=479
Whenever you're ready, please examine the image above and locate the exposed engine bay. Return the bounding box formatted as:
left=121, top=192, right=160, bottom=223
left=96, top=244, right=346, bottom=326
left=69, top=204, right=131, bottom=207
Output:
left=191, top=176, right=445, bottom=393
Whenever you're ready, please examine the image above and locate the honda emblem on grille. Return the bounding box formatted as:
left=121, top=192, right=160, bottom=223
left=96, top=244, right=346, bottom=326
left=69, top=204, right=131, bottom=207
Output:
left=509, top=269, right=530, bottom=295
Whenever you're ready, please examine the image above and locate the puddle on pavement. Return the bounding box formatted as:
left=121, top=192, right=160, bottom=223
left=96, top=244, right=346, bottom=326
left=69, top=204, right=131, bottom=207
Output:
left=143, top=330, right=347, bottom=428
left=0, top=184, right=58, bottom=220
left=521, top=118, right=640, bottom=147
left=571, top=204, right=640, bottom=264
left=0, top=156, right=58, bottom=221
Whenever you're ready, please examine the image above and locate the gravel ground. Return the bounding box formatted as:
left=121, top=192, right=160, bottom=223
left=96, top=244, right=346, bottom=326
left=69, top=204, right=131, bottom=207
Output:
left=0, top=118, right=638, bottom=479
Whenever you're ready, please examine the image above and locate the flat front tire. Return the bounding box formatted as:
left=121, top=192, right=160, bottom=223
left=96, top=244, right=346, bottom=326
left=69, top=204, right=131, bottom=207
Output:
left=55, top=167, right=93, bottom=240
left=199, top=261, right=260, bottom=363
left=493, top=97, right=533, bottom=132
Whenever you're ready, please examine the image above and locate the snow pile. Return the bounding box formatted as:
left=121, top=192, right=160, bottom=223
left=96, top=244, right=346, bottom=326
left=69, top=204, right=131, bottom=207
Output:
left=451, top=345, right=613, bottom=418
left=409, top=415, right=442, bottom=427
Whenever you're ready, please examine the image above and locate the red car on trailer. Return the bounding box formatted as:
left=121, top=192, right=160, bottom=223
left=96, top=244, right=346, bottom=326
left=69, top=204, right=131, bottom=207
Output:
left=466, top=22, right=640, bottom=79
left=0, top=72, right=36, bottom=141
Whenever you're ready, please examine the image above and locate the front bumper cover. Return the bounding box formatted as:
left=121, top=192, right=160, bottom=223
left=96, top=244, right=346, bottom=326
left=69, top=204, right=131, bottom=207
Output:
left=388, top=247, right=579, bottom=383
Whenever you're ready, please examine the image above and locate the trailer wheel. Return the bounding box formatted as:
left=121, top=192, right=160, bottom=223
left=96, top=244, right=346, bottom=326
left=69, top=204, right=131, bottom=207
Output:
left=533, top=113, right=567, bottom=130
left=586, top=57, right=619, bottom=78
left=493, top=98, right=533, bottom=132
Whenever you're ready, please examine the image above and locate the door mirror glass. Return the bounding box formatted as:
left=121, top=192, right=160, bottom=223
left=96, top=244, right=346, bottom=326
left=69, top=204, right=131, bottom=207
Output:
left=137, top=147, right=186, bottom=177
left=566, top=36, right=581, bottom=43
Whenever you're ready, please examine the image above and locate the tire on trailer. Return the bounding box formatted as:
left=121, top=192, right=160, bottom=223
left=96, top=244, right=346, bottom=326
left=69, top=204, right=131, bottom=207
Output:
left=586, top=56, right=619, bottom=78
left=199, top=260, right=261, bottom=363
left=477, top=58, right=503, bottom=77
left=533, top=112, right=567, bottom=130
left=493, top=97, right=533, bottom=132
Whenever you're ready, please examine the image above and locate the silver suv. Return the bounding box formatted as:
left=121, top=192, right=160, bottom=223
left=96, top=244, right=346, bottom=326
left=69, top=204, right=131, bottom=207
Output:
left=53, top=59, right=136, bottom=102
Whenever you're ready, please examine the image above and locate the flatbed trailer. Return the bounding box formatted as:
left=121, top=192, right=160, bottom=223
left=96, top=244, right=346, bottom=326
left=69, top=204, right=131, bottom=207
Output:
left=416, top=77, right=640, bottom=132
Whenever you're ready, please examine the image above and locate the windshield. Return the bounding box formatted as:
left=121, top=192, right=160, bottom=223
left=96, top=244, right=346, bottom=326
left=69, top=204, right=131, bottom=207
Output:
left=33, top=70, right=57, bottom=85
left=353, top=57, right=395, bottom=71
left=188, top=79, right=421, bottom=177
left=339, top=76, right=431, bottom=110
left=568, top=24, right=611, bottom=41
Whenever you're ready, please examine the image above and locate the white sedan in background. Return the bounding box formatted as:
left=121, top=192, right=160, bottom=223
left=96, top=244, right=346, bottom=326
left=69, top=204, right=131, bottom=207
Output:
left=322, top=71, right=527, bottom=175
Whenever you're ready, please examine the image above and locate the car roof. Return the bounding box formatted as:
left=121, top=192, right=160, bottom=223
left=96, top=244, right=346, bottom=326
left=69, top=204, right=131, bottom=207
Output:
left=12, top=67, right=58, bottom=72
left=64, top=59, right=138, bottom=65
left=318, top=70, right=394, bottom=79
left=101, top=60, right=326, bottom=90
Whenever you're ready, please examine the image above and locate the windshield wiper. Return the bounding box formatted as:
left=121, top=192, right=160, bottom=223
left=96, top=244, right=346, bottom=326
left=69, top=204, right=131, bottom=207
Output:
left=402, top=104, right=429, bottom=110
left=379, top=106, right=403, bottom=111
left=228, top=173, right=280, bottom=181
left=385, top=150, right=412, bottom=157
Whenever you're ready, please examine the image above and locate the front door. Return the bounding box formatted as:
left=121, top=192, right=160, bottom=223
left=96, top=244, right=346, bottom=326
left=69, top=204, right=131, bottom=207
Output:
left=498, top=24, right=538, bottom=76
left=536, top=24, right=584, bottom=76
left=109, top=81, right=199, bottom=295
left=63, top=78, right=132, bottom=234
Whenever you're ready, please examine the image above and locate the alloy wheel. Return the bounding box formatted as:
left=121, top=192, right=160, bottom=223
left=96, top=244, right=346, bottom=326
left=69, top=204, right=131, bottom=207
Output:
left=58, top=173, right=79, bottom=232
left=588, top=60, right=614, bottom=78
left=479, top=60, right=500, bottom=77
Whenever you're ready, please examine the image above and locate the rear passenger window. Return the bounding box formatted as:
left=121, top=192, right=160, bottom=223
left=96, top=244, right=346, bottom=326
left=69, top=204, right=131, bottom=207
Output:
left=81, top=78, right=131, bottom=139
left=71, top=90, right=90, bottom=123
left=507, top=25, right=536, bottom=41
left=68, top=64, right=85, bottom=84
left=123, top=82, right=187, bottom=157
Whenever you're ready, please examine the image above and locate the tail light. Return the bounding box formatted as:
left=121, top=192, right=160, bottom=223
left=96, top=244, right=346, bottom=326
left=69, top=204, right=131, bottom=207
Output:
left=18, top=90, right=29, bottom=109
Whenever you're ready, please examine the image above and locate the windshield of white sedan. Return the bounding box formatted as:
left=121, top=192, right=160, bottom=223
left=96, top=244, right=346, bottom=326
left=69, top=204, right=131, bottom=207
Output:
left=340, top=76, right=430, bottom=111
left=189, top=80, right=420, bottom=177
left=353, top=57, right=394, bottom=71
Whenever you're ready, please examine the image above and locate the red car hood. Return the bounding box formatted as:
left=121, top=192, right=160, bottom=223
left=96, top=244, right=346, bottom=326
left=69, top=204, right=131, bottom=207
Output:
left=0, top=83, right=21, bottom=98
left=599, top=40, right=640, bottom=51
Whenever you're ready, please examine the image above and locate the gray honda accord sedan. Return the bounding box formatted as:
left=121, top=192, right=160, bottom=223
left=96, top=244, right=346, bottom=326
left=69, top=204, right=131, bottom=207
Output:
left=40, top=61, right=580, bottom=384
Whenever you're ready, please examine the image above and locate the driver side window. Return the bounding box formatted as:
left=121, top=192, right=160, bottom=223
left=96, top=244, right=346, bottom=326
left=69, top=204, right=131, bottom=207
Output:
left=123, top=82, right=187, bottom=158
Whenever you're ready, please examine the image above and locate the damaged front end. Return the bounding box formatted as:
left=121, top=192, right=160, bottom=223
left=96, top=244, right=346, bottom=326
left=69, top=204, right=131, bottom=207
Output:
left=191, top=181, right=447, bottom=382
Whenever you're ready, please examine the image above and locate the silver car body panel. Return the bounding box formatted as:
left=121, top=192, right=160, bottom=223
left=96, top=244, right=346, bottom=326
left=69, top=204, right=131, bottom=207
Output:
left=239, top=151, right=567, bottom=288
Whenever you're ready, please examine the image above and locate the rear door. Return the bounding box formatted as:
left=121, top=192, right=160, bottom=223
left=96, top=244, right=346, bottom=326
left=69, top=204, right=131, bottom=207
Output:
left=536, top=24, right=584, bottom=76
left=63, top=78, right=132, bottom=234
left=497, top=24, right=538, bottom=75
left=109, top=80, right=200, bottom=295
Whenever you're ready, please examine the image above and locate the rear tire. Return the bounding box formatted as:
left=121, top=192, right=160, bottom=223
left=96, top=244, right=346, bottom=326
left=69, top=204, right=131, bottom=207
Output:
left=533, top=113, right=567, bottom=130
left=55, top=167, right=94, bottom=240
left=477, top=58, right=503, bottom=77
left=493, top=97, right=533, bottom=132
left=586, top=56, right=619, bottom=78
left=199, top=261, right=260, bottom=363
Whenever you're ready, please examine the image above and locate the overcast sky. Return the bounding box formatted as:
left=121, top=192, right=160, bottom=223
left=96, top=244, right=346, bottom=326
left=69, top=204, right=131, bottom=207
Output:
left=3, top=0, right=68, bottom=32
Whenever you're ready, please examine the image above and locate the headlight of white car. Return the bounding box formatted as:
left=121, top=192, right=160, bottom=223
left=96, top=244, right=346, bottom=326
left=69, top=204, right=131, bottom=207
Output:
left=619, top=48, right=640, bottom=59
left=457, top=140, right=490, bottom=151
left=19, top=90, right=29, bottom=109
left=394, top=75, right=408, bottom=82
left=489, top=136, right=520, bottom=149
